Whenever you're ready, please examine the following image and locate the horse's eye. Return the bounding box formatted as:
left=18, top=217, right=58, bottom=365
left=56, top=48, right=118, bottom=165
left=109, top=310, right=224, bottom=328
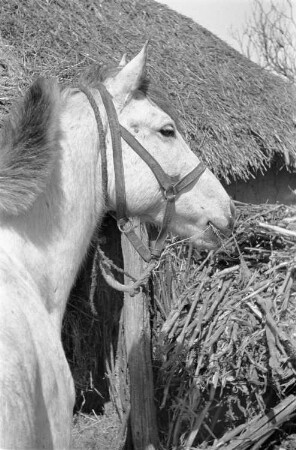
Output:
left=159, top=125, right=176, bottom=138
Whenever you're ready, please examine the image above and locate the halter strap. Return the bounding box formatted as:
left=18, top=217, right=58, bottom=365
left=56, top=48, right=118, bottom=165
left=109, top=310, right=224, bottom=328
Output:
left=78, top=85, right=108, bottom=201
left=120, top=126, right=206, bottom=258
left=96, top=83, right=127, bottom=221
left=121, top=126, right=177, bottom=192
left=79, top=83, right=206, bottom=262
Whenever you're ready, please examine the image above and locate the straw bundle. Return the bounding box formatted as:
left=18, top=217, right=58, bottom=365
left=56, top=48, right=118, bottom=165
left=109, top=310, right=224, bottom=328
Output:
left=153, top=203, right=296, bottom=448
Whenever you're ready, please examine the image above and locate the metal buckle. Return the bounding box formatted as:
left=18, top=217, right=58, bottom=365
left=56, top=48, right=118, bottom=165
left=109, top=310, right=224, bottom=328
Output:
left=150, top=248, right=162, bottom=259
left=163, top=185, right=177, bottom=202
left=117, top=217, right=133, bottom=233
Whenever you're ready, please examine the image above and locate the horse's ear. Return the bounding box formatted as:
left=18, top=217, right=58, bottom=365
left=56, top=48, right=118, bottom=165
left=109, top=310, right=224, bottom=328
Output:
left=118, top=53, right=127, bottom=67
left=106, top=42, right=148, bottom=107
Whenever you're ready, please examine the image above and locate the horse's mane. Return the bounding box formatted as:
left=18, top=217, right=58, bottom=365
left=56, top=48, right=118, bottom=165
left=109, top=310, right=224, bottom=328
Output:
left=0, top=63, right=180, bottom=217
left=0, top=78, right=61, bottom=215
left=79, top=63, right=180, bottom=128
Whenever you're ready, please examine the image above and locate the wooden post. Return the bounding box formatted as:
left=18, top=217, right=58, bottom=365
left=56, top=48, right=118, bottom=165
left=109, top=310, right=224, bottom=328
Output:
left=121, top=218, right=159, bottom=450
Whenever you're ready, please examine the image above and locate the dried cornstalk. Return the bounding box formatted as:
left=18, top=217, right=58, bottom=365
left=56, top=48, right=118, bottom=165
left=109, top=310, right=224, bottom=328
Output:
left=153, top=202, right=296, bottom=449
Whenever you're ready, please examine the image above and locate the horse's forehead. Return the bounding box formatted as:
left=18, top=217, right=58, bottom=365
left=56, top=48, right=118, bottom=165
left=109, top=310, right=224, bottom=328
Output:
left=123, top=96, right=171, bottom=124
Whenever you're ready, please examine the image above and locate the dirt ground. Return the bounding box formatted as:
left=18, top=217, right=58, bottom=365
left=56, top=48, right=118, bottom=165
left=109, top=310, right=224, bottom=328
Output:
left=72, top=404, right=296, bottom=450
left=72, top=403, right=121, bottom=450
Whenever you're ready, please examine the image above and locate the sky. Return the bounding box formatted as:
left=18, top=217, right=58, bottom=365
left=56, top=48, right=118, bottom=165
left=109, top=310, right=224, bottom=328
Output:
left=156, top=0, right=262, bottom=53
left=157, top=0, right=296, bottom=72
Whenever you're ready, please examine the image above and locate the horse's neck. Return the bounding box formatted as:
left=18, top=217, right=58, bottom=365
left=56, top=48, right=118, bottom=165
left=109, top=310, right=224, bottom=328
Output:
left=0, top=91, right=105, bottom=332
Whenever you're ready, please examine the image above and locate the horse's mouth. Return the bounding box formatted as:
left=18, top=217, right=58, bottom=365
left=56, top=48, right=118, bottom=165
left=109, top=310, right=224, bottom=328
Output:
left=208, top=221, right=233, bottom=240
left=191, top=223, right=232, bottom=250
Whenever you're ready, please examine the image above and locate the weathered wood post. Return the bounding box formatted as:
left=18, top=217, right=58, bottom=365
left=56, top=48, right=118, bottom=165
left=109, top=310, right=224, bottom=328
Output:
left=121, top=218, right=159, bottom=450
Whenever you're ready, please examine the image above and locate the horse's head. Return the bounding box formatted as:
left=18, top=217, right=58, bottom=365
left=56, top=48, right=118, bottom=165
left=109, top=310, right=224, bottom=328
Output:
left=102, top=44, right=235, bottom=250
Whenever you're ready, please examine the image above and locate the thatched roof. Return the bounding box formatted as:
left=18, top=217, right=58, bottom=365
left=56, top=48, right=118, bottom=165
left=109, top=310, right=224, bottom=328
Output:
left=1, top=0, right=296, bottom=182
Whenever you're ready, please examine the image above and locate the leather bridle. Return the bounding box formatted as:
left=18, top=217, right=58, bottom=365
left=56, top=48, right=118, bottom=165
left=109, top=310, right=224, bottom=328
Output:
left=78, top=83, right=206, bottom=262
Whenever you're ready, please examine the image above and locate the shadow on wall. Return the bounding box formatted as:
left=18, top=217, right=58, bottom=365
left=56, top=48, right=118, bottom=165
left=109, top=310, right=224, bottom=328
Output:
left=225, top=164, right=296, bottom=205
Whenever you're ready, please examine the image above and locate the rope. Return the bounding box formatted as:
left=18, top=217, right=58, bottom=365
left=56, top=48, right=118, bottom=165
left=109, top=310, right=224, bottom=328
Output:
left=99, top=246, right=158, bottom=297
left=89, top=240, right=157, bottom=301
left=89, top=235, right=155, bottom=310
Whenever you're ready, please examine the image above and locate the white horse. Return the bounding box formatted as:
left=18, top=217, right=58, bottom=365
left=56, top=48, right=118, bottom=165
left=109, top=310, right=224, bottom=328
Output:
left=0, top=44, right=234, bottom=449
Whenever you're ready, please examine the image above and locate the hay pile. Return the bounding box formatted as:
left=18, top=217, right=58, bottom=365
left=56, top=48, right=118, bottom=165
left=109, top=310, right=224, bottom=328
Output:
left=152, top=203, right=296, bottom=448
left=1, top=0, right=296, bottom=181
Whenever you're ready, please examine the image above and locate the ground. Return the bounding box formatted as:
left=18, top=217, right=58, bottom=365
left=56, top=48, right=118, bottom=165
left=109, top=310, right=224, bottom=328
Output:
left=72, top=404, right=296, bottom=449
left=72, top=403, right=121, bottom=450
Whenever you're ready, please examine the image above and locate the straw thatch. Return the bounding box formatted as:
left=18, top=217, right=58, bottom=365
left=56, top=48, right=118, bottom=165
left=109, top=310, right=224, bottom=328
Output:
left=1, top=0, right=296, bottom=182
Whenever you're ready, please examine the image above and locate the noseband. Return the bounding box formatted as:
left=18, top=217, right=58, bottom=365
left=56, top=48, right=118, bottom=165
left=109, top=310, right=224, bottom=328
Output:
left=79, top=83, right=206, bottom=262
